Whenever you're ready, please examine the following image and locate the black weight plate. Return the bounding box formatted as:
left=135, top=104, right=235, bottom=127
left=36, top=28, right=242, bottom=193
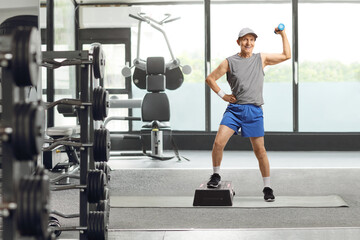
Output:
left=94, top=170, right=101, bottom=203
left=94, top=128, right=110, bottom=162
left=96, top=200, right=108, bottom=212
left=165, top=67, right=184, bottom=90
left=0, top=15, right=38, bottom=35
left=92, top=45, right=100, bottom=78
left=93, top=129, right=101, bottom=161
left=96, top=162, right=109, bottom=178
left=93, top=87, right=108, bottom=121
left=32, top=176, right=41, bottom=234
left=99, top=171, right=106, bottom=201
left=92, top=87, right=101, bottom=121
left=22, top=104, right=33, bottom=159
left=17, top=177, right=27, bottom=234
left=12, top=103, right=45, bottom=160
left=96, top=201, right=110, bottom=224
left=13, top=103, right=30, bottom=160
left=92, top=44, right=105, bottom=79
left=88, top=170, right=100, bottom=203
left=87, top=212, right=95, bottom=239
left=29, top=104, right=44, bottom=157
left=23, top=176, right=34, bottom=235
left=12, top=27, right=40, bottom=87
left=27, top=27, right=41, bottom=87
left=132, top=67, right=146, bottom=89
left=102, top=89, right=109, bottom=120
left=105, top=128, right=111, bottom=162
left=88, top=211, right=107, bottom=240
left=87, top=170, right=95, bottom=203
left=20, top=177, right=30, bottom=234
left=99, top=129, right=106, bottom=162
left=12, top=28, right=26, bottom=86
left=13, top=104, right=23, bottom=159
left=38, top=175, right=50, bottom=239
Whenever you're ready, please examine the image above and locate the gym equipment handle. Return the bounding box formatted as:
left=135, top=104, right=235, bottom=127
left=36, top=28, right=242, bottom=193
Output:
left=129, top=14, right=146, bottom=22
left=274, top=23, right=285, bottom=34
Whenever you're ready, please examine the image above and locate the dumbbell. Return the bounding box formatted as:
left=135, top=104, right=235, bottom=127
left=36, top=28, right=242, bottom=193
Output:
left=48, top=211, right=108, bottom=240
left=51, top=169, right=107, bottom=203
left=274, top=23, right=285, bottom=34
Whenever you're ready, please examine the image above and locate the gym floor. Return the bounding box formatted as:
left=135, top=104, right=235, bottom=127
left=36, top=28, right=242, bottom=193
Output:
left=37, top=150, right=360, bottom=240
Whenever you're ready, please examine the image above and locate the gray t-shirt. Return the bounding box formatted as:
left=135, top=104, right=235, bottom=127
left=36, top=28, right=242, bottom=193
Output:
left=226, top=53, right=265, bottom=106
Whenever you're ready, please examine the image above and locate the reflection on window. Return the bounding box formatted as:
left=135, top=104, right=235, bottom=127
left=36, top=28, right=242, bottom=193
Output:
left=299, top=3, right=360, bottom=132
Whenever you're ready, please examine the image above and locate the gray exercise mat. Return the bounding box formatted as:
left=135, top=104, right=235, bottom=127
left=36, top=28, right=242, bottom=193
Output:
left=110, top=195, right=348, bottom=208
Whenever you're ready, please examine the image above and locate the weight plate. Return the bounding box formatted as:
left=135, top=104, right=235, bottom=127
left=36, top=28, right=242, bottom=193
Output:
left=92, top=44, right=105, bottom=79
left=92, top=87, right=100, bottom=121
left=102, top=89, right=109, bottom=119
left=99, top=170, right=106, bottom=201
left=93, top=129, right=100, bottom=161
left=101, top=129, right=110, bottom=162
left=93, top=87, right=109, bottom=121
left=13, top=103, right=44, bottom=160
left=99, top=129, right=106, bottom=162
left=13, top=103, right=28, bottom=160
left=30, top=104, right=45, bottom=155
left=38, top=175, right=50, bottom=239
left=94, top=128, right=110, bottom=162
left=88, top=212, right=96, bottom=239
left=12, top=27, right=40, bottom=87
left=22, top=104, right=33, bottom=159
left=88, top=211, right=107, bottom=240
left=17, top=176, right=33, bottom=235
left=96, top=162, right=110, bottom=179
left=17, top=177, right=28, bottom=234
left=88, top=170, right=98, bottom=203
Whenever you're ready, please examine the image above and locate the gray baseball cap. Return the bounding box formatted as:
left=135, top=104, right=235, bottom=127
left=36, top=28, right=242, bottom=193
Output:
left=238, top=27, right=258, bottom=39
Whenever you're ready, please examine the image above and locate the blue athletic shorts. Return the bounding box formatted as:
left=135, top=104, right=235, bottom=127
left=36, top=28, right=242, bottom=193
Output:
left=220, top=103, right=264, bottom=137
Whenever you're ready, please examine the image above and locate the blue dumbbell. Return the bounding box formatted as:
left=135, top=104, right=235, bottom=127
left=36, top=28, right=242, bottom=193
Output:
left=274, top=23, right=285, bottom=34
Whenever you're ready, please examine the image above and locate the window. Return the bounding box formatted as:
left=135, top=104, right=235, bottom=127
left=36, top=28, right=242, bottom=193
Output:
left=298, top=3, right=360, bottom=132
left=210, top=3, right=292, bottom=132
left=129, top=5, right=205, bottom=131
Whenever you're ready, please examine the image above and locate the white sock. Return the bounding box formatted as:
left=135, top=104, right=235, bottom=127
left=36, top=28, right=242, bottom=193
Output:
left=263, top=177, right=271, bottom=188
left=213, top=166, right=220, bottom=174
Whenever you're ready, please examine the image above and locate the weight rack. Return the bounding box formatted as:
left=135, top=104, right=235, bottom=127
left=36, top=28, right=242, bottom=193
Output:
left=1, top=27, right=48, bottom=239
left=42, top=45, right=109, bottom=239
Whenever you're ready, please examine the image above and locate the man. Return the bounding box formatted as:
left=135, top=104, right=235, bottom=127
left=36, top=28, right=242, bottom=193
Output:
left=205, top=26, right=291, bottom=202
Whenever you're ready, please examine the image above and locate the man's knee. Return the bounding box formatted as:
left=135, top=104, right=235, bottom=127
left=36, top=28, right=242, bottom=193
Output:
left=213, top=139, right=226, bottom=151
left=253, top=146, right=267, bottom=158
